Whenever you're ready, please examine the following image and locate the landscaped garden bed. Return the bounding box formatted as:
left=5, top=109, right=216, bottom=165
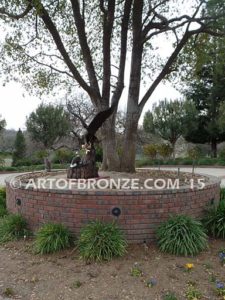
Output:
left=0, top=239, right=225, bottom=300
left=1, top=186, right=225, bottom=299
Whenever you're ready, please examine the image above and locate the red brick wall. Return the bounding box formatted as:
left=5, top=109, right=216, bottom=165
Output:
left=6, top=178, right=220, bottom=244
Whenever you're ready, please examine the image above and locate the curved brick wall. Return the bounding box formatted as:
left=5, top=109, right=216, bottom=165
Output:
left=6, top=173, right=220, bottom=244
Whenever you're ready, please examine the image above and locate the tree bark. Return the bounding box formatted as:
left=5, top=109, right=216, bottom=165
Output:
left=211, top=139, right=217, bottom=158
left=101, top=117, right=120, bottom=171
left=171, top=142, right=176, bottom=159
left=44, top=157, right=51, bottom=172
left=120, top=0, right=143, bottom=173
left=120, top=113, right=139, bottom=172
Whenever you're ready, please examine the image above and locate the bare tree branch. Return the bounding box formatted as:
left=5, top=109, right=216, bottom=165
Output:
left=32, top=0, right=97, bottom=100
left=0, top=4, right=32, bottom=20
left=139, top=32, right=190, bottom=112
left=102, top=0, right=116, bottom=105
left=111, top=0, right=133, bottom=106
left=23, top=51, right=75, bottom=78
left=70, top=0, right=101, bottom=102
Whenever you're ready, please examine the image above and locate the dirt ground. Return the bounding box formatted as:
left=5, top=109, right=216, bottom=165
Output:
left=0, top=239, right=225, bottom=300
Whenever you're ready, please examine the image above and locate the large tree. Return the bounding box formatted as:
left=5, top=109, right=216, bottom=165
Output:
left=179, top=25, right=225, bottom=157
left=183, top=64, right=225, bottom=157
left=0, top=116, right=6, bottom=135
left=0, top=0, right=225, bottom=172
left=26, top=104, right=71, bottom=169
left=12, top=128, right=26, bottom=166
left=143, top=99, right=197, bottom=157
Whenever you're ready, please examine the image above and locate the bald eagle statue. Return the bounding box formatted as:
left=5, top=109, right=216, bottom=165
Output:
left=68, top=102, right=117, bottom=179
left=83, top=102, right=117, bottom=145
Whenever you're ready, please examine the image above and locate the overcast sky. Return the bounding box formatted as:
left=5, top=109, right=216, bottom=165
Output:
left=0, top=79, right=181, bottom=130
left=0, top=5, right=184, bottom=131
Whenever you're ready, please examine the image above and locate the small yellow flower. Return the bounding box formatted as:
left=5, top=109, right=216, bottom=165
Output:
left=185, top=263, right=194, bottom=270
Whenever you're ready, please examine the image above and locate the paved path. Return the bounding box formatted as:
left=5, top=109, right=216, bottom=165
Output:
left=0, top=167, right=225, bottom=187
left=0, top=173, right=23, bottom=187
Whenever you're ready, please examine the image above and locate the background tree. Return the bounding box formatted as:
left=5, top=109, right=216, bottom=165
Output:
left=157, top=143, right=173, bottom=160
left=143, top=144, right=157, bottom=160
left=26, top=104, right=71, bottom=170
left=0, top=0, right=224, bottom=172
left=143, top=99, right=197, bottom=158
left=0, top=116, right=6, bottom=135
left=181, top=37, right=225, bottom=157
left=187, top=146, right=202, bottom=174
left=0, top=129, right=16, bottom=153
left=54, top=148, right=73, bottom=164
left=66, top=95, right=96, bottom=146
left=12, top=128, right=26, bottom=166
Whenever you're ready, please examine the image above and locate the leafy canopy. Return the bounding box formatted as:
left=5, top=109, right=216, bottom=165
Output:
left=12, top=128, right=26, bottom=165
left=26, top=103, right=70, bottom=149
left=143, top=99, right=197, bottom=147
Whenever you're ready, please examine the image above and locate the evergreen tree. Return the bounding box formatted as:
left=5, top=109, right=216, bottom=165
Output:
left=182, top=35, right=225, bottom=157
left=26, top=104, right=70, bottom=171
left=0, top=116, right=6, bottom=134
left=143, top=99, right=197, bottom=158
left=12, top=129, right=26, bottom=166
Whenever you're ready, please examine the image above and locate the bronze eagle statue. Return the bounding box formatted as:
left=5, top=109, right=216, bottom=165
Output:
left=83, top=102, right=117, bottom=145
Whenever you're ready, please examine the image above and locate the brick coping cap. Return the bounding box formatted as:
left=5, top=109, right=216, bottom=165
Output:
left=5, top=171, right=221, bottom=195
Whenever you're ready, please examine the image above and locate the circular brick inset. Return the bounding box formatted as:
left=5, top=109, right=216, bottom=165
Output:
left=5, top=172, right=221, bottom=244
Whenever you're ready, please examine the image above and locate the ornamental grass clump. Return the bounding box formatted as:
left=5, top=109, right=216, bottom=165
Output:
left=156, top=215, right=208, bottom=256
left=0, top=206, right=8, bottom=218
left=34, top=223, right=73, bottom=254
left=78, top=221, right=127, bottom=262
left=0, top=187, right=7, bottom=218
left=0, top=214, right=28, bottom=243
left=202, top=200, right=225, bottom=239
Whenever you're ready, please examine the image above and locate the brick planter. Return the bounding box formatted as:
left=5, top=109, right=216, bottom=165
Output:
left=5, top=173, right=221, bottom=244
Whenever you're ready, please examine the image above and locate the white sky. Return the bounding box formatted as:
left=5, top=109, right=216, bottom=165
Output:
left=0, top=6, right=185, bottom=131
left=1, top=81, right=42, bottom=130
left=0, top=79, right=181, bottom=130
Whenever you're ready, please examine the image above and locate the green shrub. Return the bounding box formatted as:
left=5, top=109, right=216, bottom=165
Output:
left=215, top=159, right=225, bottom=166
left=187, top=146, right=202, bottom=160
left=0, top=166, right=18, bottom=172
left=34, top=223, right=73, bottom=254
left=143, top=144, right=158, bottom=160
left=180, top=158, right=195, bottom=165
left=0, top=157, right=5, bottom=167
left=0, top=214, right=28, bottom=243
left=95, top=145, right=103, bottom=162
left=78, top=221, right=127, bottom=262
left=0, top=188, right=6, bottom=208
left=0, top=187, right=6, bottom=199
left=157, top=144, right=173, bottom=160
left=0, top=206, right=8, bottom=218
left=156, top=215, right=208, bottom=256
left=0, top=189, right=8, bottom=219
left=219, top=148, right=225, bottom=159
left=136, top=158, right=154, bottom=167
left=53, top=148, right=74, bottom=164
left=202, top=200, right=225, bottom=238
left=220, top=188, right=225, bottom=201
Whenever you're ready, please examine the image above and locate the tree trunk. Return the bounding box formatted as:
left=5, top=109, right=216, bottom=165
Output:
left=120, top=113, right=139, bottom=172
left=120, top=0, right=143, bottom=173
left=101, top=117, right=120, bottom=171
left=211, top=140, right=217, bottom=158
left=171, top=142, right=176, bottom=159
left=44, top=157, right=51, bottom=172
